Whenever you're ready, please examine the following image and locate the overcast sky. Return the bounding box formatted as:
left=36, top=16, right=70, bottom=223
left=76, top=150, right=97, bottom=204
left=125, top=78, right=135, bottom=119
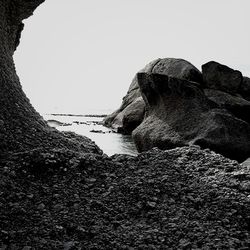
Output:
left=14, top=0, right=250, bottom=114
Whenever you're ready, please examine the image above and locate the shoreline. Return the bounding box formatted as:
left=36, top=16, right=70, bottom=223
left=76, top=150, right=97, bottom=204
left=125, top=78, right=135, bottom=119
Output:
left=46, top=113, right=108, bottom=118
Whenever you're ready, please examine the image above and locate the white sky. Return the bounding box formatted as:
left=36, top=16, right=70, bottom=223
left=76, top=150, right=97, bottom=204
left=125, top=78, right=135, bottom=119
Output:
left=14, top=0, right=250, bottom=114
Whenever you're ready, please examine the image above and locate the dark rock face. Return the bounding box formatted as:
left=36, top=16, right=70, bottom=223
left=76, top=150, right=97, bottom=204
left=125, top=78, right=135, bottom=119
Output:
left=133, top=73, right=250, bottom=161
left=103, top=59, right=160, bottom=134
left=151, top=58, right=203, bottom=83
left=115, top=97, right=145, bottom=134
left=204, top=89, right=250, bottom=124
left=202, top=61, right=243, bottom=94
left=104, top=58, right=202, bottom=134
left=0, top=0, right=101, bottom=156
left=240, top=76, right=250, bottom=101
left=1, top=146, right=250, bottom=249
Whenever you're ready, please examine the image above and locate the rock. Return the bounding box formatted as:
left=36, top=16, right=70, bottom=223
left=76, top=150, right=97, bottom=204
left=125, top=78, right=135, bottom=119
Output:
left=204, top=88, right=250, bottom=123
left=104, top=58, right=202, bottom=133
left=132, top=73, right=250, bottom=161
left=113, top=97, right=145, bottom=134
left=22, top=246, right=32, bottom=250
left=239, top=76, right=250, bottom=101
left=242, top=158, right=250, bottom=167
left=63, top=241, right=76, bottom=250
left=89, top=129, right=105, bottom=134
left=151, top=58, right=203, bottom=83
left=147, top=201, right=157, bottom=208
left=37, top=203, right=45, bottom=210
left=103, top=59, right=160, bottom=132
left=202, top=61, right=243, bottom=94
left=47, top=119, right=71, bottom=127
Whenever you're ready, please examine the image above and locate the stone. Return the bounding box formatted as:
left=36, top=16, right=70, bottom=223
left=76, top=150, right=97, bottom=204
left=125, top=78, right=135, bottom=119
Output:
left=37, top=203, right=45, bottom=210
left=103, top=59, right=160, bottom=132
left=242, top=158, right=250, bottom=167
left=239, top=76, right=250, bottom=101
left=22, top=246, right=32, bottom=250
left=113, top=97, right=145, bottom=134
left=132, top=73, right=250, bottom=161
left=202, top=61, right=243, bottom=94
left=104, top=58, right=202, bottom=133
left=204, top=88, right=250, bottom=123
left=151, top=58, right=203, bottom=83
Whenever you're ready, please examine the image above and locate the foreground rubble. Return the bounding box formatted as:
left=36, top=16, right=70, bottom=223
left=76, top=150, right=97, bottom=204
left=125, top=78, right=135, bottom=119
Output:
left=1, top=146, right=250, bottom=249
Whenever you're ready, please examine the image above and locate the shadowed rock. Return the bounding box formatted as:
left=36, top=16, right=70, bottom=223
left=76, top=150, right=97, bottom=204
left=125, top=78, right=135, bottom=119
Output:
left=114, top=97, right=145, bottom=134
left=240, top=76, right=250, bottom=101
left=104, top=58, right=202, bottom=133
left=204, top=89, right=250, bottom=124
left=202, top=61, right=243, bottom=94
left=132, top=73, right=250, bottom=161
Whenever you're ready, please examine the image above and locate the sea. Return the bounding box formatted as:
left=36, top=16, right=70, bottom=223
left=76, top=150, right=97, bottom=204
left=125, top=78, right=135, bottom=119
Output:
left=43, top=112, right=138, bottom=156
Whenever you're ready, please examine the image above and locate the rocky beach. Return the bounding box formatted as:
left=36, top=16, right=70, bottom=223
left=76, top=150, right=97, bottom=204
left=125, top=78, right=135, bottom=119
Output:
left=0, top=1, right=250, bottom=249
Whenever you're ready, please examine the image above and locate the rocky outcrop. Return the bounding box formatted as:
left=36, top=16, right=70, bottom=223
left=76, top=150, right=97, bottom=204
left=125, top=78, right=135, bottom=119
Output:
left=132, top=72, right=250, bottom=161
left=240, top=76, right=250, bottom=101
left=103, top=59, right=159, bottom=134
left=113, top=97, right=145, bottom=134
left=202, top=61, right=243, bottom=94
left=104, top=58, right=202, bottom=134
left=204, top=89, right=250, bottom=124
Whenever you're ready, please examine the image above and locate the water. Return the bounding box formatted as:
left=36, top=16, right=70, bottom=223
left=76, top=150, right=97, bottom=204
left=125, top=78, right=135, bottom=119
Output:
left=43, top=114, right=138, bottom=156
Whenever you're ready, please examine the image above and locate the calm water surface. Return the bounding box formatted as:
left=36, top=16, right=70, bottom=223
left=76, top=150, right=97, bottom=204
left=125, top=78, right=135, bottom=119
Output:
left=43, top=114, right=138, bottom=156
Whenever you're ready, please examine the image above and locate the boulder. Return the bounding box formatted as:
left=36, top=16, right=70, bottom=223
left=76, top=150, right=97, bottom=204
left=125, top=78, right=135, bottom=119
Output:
left=113, top=97, right=145, bottom=134
left=202, top=61, right=243, bottom=94
left=151, top=58, right=203, bottom=83
left=103, top=59, right=160, bottom=132
left=204, top=89, right=250, bottom=124
left=132, top=73, right=250, bottom=161
left=104, top=58, right=202, bottom=133
left=239, top=76, right=250, bottom=101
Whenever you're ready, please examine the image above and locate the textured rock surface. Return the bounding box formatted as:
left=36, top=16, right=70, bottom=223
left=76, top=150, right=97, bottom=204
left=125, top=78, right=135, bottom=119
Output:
left=103, top=59, right=160, bottom=134
left=1, top=146, right=250, bottom=249
left=114, top=97, right=145, bottom=134
left=240, top=76, right=250, bottom=101
left=202, top=61, right=243, bottom=94
left=151, top=58, right=203, bottom=83
left=104, top=58, right=202, bottom=134
left=133, top=73, right=250, bottom=161
left=204, top=88, right=250, bottom=124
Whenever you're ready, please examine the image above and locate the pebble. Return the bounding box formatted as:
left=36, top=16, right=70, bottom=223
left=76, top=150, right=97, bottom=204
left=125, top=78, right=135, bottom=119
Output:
left=147, top=201, right=157, bottom=208
left=27, top=194, right=34, bottom=199
left=22, top=246, right=32, bottom=250
left=37, top=203, right=45, bottom=210
left=240, top=182, right=250, bottom=191
left=54, top=204, right=64, bottom=211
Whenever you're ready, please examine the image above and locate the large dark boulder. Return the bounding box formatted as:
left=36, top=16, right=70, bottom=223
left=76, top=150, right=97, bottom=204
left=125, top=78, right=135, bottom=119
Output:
left=202, top=61, right=243, bottom=94
left=103, top=59, right=160, bottom=134
left=132, top=73, right=250, bottom=161
left=204, top=88, right=250, bottom=124
left=114, top=97, right=145, bottom=134
left=104, top=58, right=202, bottom=134
left=240, top=76, right=250, bottom=101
